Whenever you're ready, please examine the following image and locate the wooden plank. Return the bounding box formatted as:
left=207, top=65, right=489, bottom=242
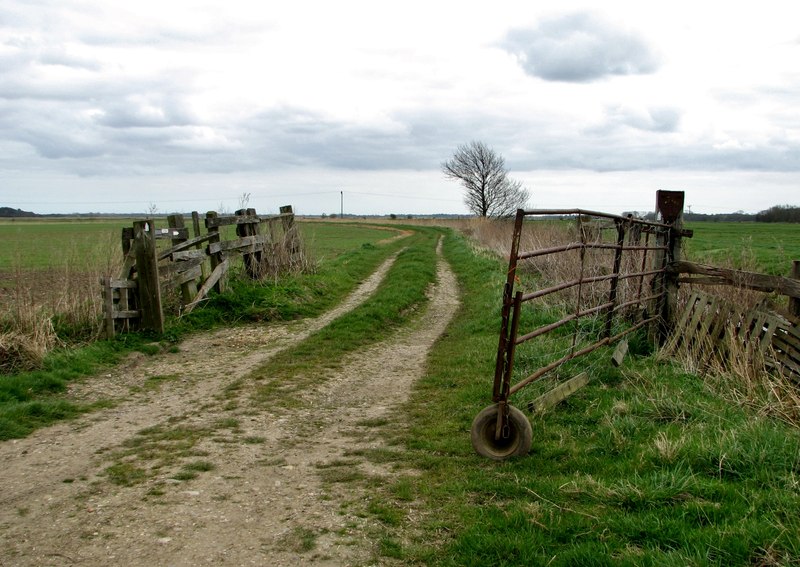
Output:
left=161, top=265, right=203, bottom=289
left=111, top=310, right=140, bottom=319
left=170, top=249, right=206, bottom=261
left=119, top=252, right=136, bottom=280
left=158, top=233, right=213, bottom=260
left=108, top=278, right=137, bottom=289
left=689, top=295, right=721, bottom=361
left=527, top=373, right=590, bottom=413
left=683, top=294, right=710, bottom=346
left=611, top=339, right=629, bottom=367
left=192, top=211, right=209, bottom=282
left=670, top=261, right=800, bottom=300
left=662, top=292, right=699, bottom=354
left=159, top=256, right=205, bottom=277
left=260, top=212, right=293, bottom=226
left=206, top=211, right=225, bottom=293
left=182, top=258, right=229, bottom=314
left=771, top=333, right=800, bottom=362
left=702, top=301, right=733, bottom=366
left=101, top=276, right=115, bottom=339
left=771, top=353, right=800, bottom=379
left=204, top=215, right=260, bottom=229
left=757, top=315, right=780, bottom=355
left=207, top=234, right=270, bottom=255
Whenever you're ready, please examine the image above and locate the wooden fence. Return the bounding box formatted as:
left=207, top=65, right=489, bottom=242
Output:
left=101, top=206, right=302, bottom=337
left=662, top=291, right=800, bottom=380
left=662, top=259, right=800, bottom=381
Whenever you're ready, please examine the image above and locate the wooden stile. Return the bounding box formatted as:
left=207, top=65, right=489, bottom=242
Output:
left=102, top=206, right=301, bottom=335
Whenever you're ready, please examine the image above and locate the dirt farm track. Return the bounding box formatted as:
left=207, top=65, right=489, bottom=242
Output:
left=0, top=243, right=460, bottom=566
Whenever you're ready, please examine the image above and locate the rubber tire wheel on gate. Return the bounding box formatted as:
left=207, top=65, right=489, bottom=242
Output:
left=470, top=404, right=532, bottom=460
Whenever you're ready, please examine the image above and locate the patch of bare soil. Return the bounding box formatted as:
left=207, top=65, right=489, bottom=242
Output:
left=0, top=242, right=460, bottom=566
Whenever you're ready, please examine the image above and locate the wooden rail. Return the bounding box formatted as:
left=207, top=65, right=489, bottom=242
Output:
left=670, top=261, right=800, bottom=302
left=101, top=206, right=302, bottom=337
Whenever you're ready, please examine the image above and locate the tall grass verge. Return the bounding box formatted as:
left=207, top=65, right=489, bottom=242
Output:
left=362, top=230, right=800, bottom=566
left=0, top=232, right=121, bottom=371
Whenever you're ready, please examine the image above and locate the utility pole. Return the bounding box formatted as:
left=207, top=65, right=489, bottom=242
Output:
left=340, top=191, right=343, bottom=218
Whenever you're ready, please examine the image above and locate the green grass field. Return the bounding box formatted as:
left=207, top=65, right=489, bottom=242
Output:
left=685, top=221, right=800, bottom=276
left=0, top=217, right=398, bottom=272
left=0, top=218, right=125, bottom=271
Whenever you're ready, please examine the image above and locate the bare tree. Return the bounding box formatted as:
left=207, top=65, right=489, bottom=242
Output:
left=442, top=141, right=530, bottom=218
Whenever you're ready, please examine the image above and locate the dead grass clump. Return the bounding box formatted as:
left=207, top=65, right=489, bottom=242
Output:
left=670, top=319, right=800, bottom=428
left=254, top=225, right=315, bottom=281
left=705, top=332, right=800, bottom=428
left=0, top=315, right=60, bottom=373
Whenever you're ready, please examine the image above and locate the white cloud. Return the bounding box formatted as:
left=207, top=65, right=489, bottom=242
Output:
left=501, top=12, right=661, bottom=82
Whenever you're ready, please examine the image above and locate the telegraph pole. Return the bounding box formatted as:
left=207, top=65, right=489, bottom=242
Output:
left=340, top=191, right=343, bottom=218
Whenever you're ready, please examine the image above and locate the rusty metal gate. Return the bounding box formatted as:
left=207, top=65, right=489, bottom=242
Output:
left=471, top=197, right=686, bottom=460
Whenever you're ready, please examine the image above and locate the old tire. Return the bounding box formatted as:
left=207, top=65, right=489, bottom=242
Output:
left=470, top=404, right=532, bottom=460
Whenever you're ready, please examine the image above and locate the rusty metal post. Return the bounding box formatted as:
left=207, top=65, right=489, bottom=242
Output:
left=790, top=260, right=800, bottom=318
left=604, top=220, right=626, bottom=338
left=492, top=210, right=526, bottom=402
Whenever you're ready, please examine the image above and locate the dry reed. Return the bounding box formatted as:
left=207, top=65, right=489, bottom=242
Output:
left=674, top=326, right=800, bottom=428
left=0, top=232, right=120, bottom=371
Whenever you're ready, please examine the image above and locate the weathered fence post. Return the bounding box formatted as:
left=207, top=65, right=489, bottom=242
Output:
left=653, top=190, right=685, bottom=343
left=133, top=220, right=164, bottom=334
left=191, top=211, right=209, bottom=282
left=235, top=207, right=262, bottom=278
left=279, top=205, right=302, bottom=266
left=101, top=276, right=115, bottom=338
left=206, top=211, right=225, bottom=293
left=167, top=214, right=198, bottom=304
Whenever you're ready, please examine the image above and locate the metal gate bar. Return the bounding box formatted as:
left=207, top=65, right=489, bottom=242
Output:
left=491, top=208, right=674, bottom=406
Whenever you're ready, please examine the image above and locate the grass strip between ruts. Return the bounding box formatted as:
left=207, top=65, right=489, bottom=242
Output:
left=250, top=227, right=442, bottom=407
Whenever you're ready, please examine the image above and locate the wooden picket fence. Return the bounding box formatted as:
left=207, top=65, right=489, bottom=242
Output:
left=100, top=206, right=302, bottom=337
left=662, top=291, right=800, bottom=381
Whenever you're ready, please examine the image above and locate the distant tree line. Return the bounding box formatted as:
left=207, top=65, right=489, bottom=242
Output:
left=624, top=204, right=800, bottom=223
left=0, top=207, right=36, bottom=218
left=755, top=205, right=800, bottom=223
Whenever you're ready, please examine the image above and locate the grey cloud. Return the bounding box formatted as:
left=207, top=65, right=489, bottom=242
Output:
left=4, top=91, right=800, bottom=180
left=96, top=97, right=196, bottom=129
left=587, top=105, right=682, bottom=135
left=501, top=13, right=661, bottom=82
left=38, top=49, right=104, bottom=71
left=246, top=107, right=425, bottom=170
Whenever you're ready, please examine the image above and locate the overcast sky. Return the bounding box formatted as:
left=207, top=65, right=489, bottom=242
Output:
left=1, top=0, right=799, bottom=216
